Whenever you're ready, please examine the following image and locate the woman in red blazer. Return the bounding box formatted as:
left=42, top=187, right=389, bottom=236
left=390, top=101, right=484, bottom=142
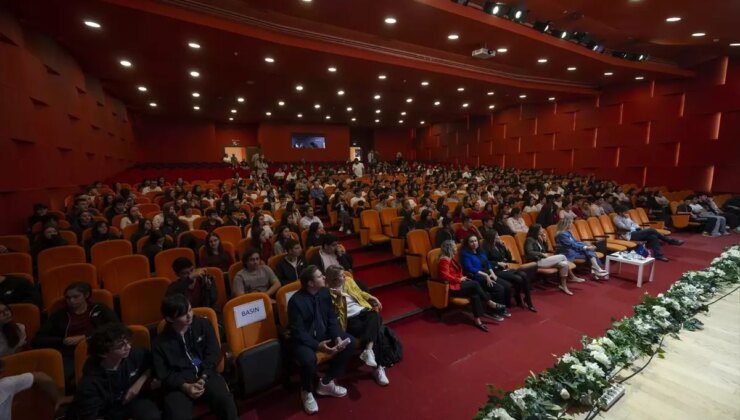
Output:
left=438, top=240, right=505, bottom=332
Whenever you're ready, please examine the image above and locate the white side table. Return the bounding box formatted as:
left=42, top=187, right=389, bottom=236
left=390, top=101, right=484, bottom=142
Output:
left=605, top=254, right=656, bottom=287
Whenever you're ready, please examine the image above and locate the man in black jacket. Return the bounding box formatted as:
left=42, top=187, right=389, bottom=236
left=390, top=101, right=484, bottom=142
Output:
left=308, top=234, right=353, bottom=273
left=0, top=274, right=41, bottom=305
left=274, top=239, right=306, bottom=285
left=68, top=323, right=160, bottom=420
left=166, top=257, right=217, bottom=310
left=289, top=265, right=355, bottom=414
left=152, top=294, right=237, bottom=420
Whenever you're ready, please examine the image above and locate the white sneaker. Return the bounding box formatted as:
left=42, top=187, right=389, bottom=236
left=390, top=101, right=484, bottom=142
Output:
left=360, top=349, right=378, bottom=368
left=373, top=366, right=389, bottom=386
left=316, top=379, right=347, bottom=398
left=301, top=391, right=319, bottom=414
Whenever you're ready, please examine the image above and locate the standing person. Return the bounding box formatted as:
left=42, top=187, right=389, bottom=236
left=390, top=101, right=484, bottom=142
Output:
left=67, top=323, right=161, bottom=420
left=288, top=266, right=355, bottom=414
left=152, top=294, right=238, bottom=420
left=351, top=158, right=364, bottom=178
left=0, top=359, right=60, bottom=420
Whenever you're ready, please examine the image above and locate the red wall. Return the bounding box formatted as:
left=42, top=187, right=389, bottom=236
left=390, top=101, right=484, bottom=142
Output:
left=373, top=128, right=416, bottom=161
left=134, top=119, right=258, bottom=163
left=415, top=56, right=740, bottom=193
left=0, top=11, right=138, bottom=234
left=258, top=123, right=350, bottom=162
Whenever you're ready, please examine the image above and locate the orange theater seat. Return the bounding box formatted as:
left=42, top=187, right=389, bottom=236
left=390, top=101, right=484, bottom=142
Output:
left=154, top=248, right=195, bottom=281
left=37, top=245, right=86, bottom=276
left=100, top=255, right=150, bottom=295
left=380, top=207, right=399, bottom=236
left=0, top=253, right=33, bottom=277
left=48, top=289, right=114, bottom=314
left=9, top=303, right=41, bottom=343
left=223, top=293, right=278, bottom=359
left=359, top=209, right=390, bottom=246
left=0, top=349, right=65, bottom=419
left=40, top=263, right=98, bottom=311
left=276, top=281, right=301, bottom=328
left=59, top=230, right=78, bottom=245
left=90, top=240, right=133, bottom=274
left=213, top=226, right=243, bottom=249
left=0, top=235, right=30, bottom=253
left=405, top=230, right=432, bottom=278
left=119, top=278, right=171, bottom=326
left=203, top=267, right=228, bottom=311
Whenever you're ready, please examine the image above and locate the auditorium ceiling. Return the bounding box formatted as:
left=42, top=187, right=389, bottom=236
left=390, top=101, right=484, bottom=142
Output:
left=7, top=0, right=739, bottom=127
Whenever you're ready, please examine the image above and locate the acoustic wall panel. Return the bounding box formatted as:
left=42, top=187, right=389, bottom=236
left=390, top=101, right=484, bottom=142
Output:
left=597, top=123, right=648, bottom=147
left=554, top=129, right=596, bottom=150
left=538, top=112, right=573, bottom=134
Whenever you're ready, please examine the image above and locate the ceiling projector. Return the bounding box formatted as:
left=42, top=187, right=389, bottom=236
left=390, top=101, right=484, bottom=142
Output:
left=472, top=47, right=496, bottom=59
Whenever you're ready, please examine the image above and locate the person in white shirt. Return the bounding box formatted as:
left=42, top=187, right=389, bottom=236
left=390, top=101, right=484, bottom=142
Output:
left=299, top=206, right=324, bottom=230
left=589, top=197, right=606, bottom=217
left=0, top=303, right=26, bottom=357
left=0, top=359, right=60, bottom=420
left=612, top=205, right=683, bottom=261
left=505, top=208, right=529, bottom=234
left=351, top=159, right=364, bottom=178
left=558, top=201, right=578, bottom=221
left=119, top=206, right=143, bottom=230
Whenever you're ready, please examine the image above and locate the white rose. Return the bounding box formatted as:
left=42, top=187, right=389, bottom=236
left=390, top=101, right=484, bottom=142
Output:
left=591, top=350, right=611, bottom=367
left=560, top=388, right=571, bottom=400
left=491, top=408, right=515, bottom=420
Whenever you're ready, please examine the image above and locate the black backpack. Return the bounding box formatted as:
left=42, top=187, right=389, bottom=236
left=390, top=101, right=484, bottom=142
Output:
left=375, top=325, right=403, bottom=367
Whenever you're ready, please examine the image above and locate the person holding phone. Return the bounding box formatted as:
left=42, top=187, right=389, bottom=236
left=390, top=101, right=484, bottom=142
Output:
left=288, top=265, right=355, bottom=414
left=166, top=257, right=217, bottom=310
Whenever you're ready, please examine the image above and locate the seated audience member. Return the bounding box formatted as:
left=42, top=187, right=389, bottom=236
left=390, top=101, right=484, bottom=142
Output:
left=288, top=266, right=355, bottom=414
left=589, top=197, right=607, bottom=217
left=153, top=294, right=237, bottom=420
left=0, top=274, right=41, bottom=305
left=224, top=208, right=249, bottom=229
left=152, top=203, right=176, bottom=229
left=106, top=199, right=127, bottom=224
left=612, top=205, right=683, bottom=262
left=558, top=200, right=578, bottom=221
left=274, top=239, right=307, bottom=285
left=478, top=216, right=497, bottom=239
left=0, top=359, right=60, bottom=420
left=249, top=214, right=273, bottom=262
left=434, top=217, right=456, bottom=248
left=468, top=202, right=486, bottom=220
left=536, top=198, right=559, bottom=227
left=120, top=206, right=143, bottom=230
left=232, top=249, right=281, bottom=298
left=31, top=224, right=68, bottom=259
left=677, top=195, right=719, bottom=236
left=71, top=211, right=95, bottom=241
left=129, top=219, right=154, bottom=248
left=309, top=234, right=353, bottom=273
left=481, top=231, right=536, bottom=312
left=505, top=207, right=529, bottom=234
left=32, top=282, right=118, bottom=385
left=397, top=212, right=416, bottom=239
left=200, top=208, right=223, bottom=233
left=437, top=240, right=504, bottom=331
left=0, top=303, right=27, bottom=357
left=697, top=193, right=737, bottom=233
left=333, top=194, right=354, bottom=234
left=200, top=232, right=234, bottom=272
left=166, top=257, right=217, bottom=310
left=68, top=323, right=160, bottom=420
left=325, top=265, right=390, bottom=386
left=554, top=219, right=608, bottom=278
left=84, top=220, right=119, bottom=254
left=299, top=206, right=323, bottom=231
left=524, top=224, right=583, bottom=295
left=28, top=203, right=55, bottom=233
left=415, top=209, right=436, bottom=230
left=304, top=222, right=323, bottom=249
left=459, top=234, right=510, bottom=319
left=455, top=216, right=481, bottom=243
left=309, top=181, right=328, bottom=210
left=273, top=225, right=295, bottom=256
left=178, top=205, right=199, bottom=231
left=141, top=230, right=172, bottom=270
left=493, top=206, right=514, bottom=236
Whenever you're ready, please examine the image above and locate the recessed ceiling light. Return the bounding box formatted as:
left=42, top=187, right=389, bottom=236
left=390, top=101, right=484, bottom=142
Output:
left=692, top=32, right=706, bottom=37
left=137, top=86, right=147, bottom=92
left=400, top=111, right=407, bottom=116
left=398, top=119, right=404, bottom=123
left=488, top=104, right=495, bottom=109
left=375, top=119, right=380, bottom=123
left=346, top=107, right=353, bottom=112
left=228, top=117, right=234, bottom=121
left=189, top=70, right=200, bottom=78
left=301, top=0, right=311, bottom=2
left=604, top=71, right=614, bottom=76
left=457, top=87, right=465, bottom=92
left=149, top=102, right=157, bottom=107
left=447, top=33, right=459, bottom=40
left=487, top=91, right=494, bottom=96
left=325, top=115, right=331, bottom=120
left=497, top=47, right=508, bottom=53
left=188, top=42, right=201, bottom=49
left=83, top=20, right=101, bottom=29
left=567, top=66, right=577, bottom=71
left=537, top=58, right=548, bottom=63
left=278, top=100, right=285, bottom=106
left=314, top=104, right=321, bottom=109
left=230, top=109, right=237, bottom=114
left=420, top=120, right=425, bottom=125
left=327, top=66, right=337, bottom=73
left=384, top=17, right=397, bottom=24
left=264, top=56, right=275, bottom=63
left=548, top=97, right=555, bottom=101
left=434, top=101, right=441, bottom=106
left=193, top=105, right=200, bottom=110
left=337, top=90, right=345, bottom=96
left=378, top=74, right=387, bottom=80
left=375, top=109, right=381, bottom=114
left=295, top=84, right=304, bottom=91
left=519, top=94, right=527, bottom=99
left=730, top=42, right=740, bottom=47
left=666, top=16, right=682, bottom=22
left=119, top=59, right=132, bottom=67
left=265, top=111, right=272, bottom=116
left=462, top=103, right=469, bottom=108
left=191, top=92, right=200, bottom=98
left=406, top=97, right=413, bottom=103
left=373, top=94, right=381, bottom=100
left=635, top=76, right=645, bottom=80
left=237, top=97, right=245, bottom=103
left=351, top=117, right=357, bottom=121
left=297, top=113, right=303, bottom=118
left=421, top=81, right=429, bottom=86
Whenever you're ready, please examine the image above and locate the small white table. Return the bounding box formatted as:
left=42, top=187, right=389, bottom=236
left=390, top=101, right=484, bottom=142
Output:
left=605, top=254, right=656, bottom=287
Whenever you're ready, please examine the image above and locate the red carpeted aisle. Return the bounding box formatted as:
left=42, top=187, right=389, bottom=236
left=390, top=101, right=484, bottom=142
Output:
left=233, top=232, right=738, bottom=420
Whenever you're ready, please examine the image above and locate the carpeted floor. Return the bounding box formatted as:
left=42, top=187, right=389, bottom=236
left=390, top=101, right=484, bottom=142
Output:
left=232, top=232, right=738, bottom=420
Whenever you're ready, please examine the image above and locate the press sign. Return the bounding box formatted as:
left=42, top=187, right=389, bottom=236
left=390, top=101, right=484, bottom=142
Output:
left=233, top=299, right=266, bottom=328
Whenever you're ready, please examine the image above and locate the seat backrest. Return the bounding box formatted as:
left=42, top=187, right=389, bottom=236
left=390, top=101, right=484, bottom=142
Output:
left=9, top=303, right=41, bottom=343
left=156, top=307, right=224, bottom=372
left=406, top=229, right=432, bottom=255
left=204, top=267, right=228, bottom=310
left=59, top=230, right=78, bottom=245
left=122, top=224, right=139, bottom=241
left=380, top=208, right=398, bottom=226
left=155, top=248, right=195, bottom=280
left=0, top=253, right=33, bottom=276
left=267, top=253, right=285, bottom=273
left=90, top=240, right=132, bottom=273
left=213, top=226, right=243, bottom=248
left=198, top=243, right=236, bottom=267
left=177, top=230, right=207, bottom=247
left=587, top=217, right=606, bottom=237
left=223, top=293, right=278, bottom=358
left=426, top=248, right=441, bottom=280
left=192, top=216, right=207, bottom=230
left=37, top=245, right=86, bottom=276
left=276, top=281, right=301, bottom=328
left=129, top=324, right=151, bottom=350
left=305, top=246, right=320, bottom=264
left=227, top=261, right=244, bottom=287
left=599, top=214, right=616, bottom=234
left=74, top=339, right=88, bottom=384
left=0, top=235, right=30, bottom=253
left=40, top=263, right=98, bottom=310
left=636, top=208, right=650, bottom=225
left=545, top=225, right=559, bottom=248
left=137, top=203, right=160, bottom=214
left=100, top=255, right=150, bottom=295
left=500, top=235, right=523, bottom=264
left=119, top=278, right=171, bottom=325
left=390, top=217, right=404, bottom=237
left=360, top=210, right=383, bottom=235
left=48, top=289, right=113, bottom=314
left=0, top=349, right=65, bottom=418
left=627, top=209, right=641, bottom=224
left=521, top=212, right=533, bottom=227
left=514, top=232, right=527, bottom=257
left=574, top=220, right=593, bottom=240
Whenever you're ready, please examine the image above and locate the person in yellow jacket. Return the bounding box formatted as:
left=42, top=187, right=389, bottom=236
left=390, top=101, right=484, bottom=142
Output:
left=325, top=265, right=389, bottom=386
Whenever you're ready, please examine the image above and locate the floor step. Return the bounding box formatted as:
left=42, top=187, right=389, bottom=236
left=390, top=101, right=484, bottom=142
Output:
left=370, top=282, right=431, bottom=324
left=353, top=261, right=412, bottom=290
left=351, top=247, right=403, bottom=269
